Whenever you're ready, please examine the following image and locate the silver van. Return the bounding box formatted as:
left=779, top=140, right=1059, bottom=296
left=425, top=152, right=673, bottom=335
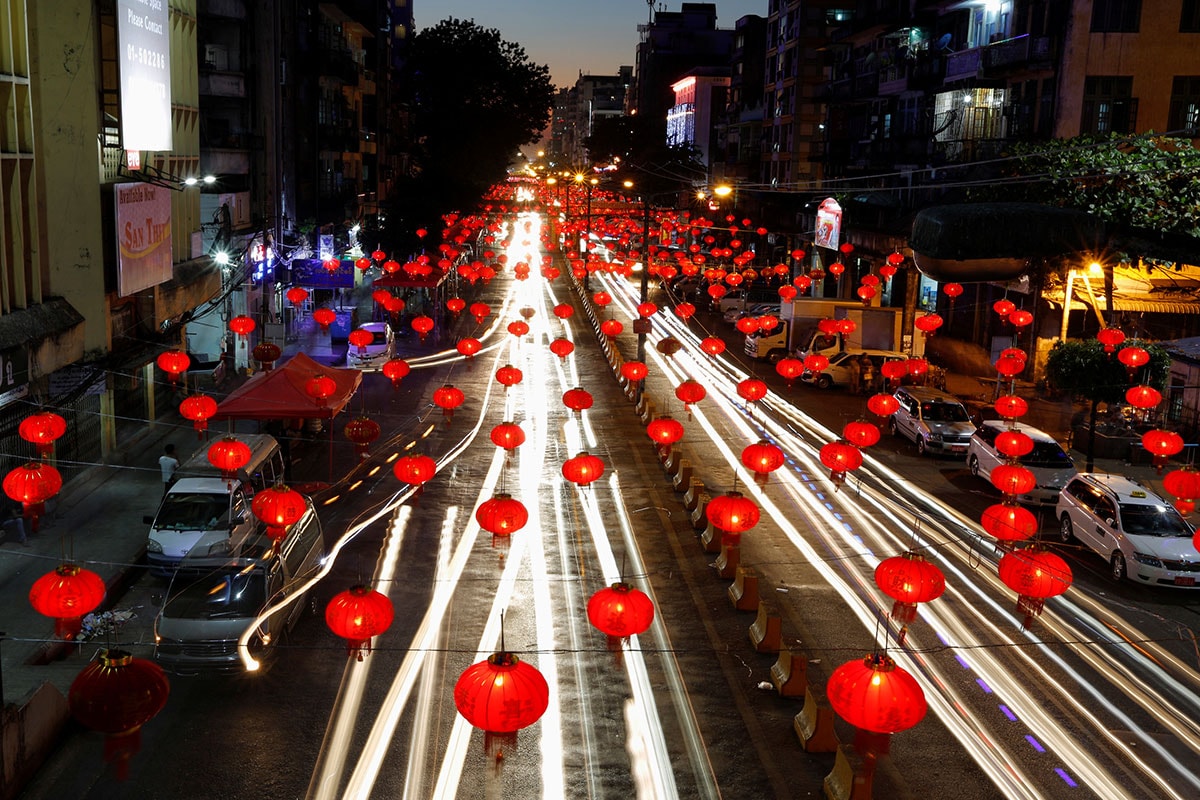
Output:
left=967, top=421, right=1077, bottom=505
left=153, top=499, right=324, bottom=674
left=145, top=434, right=285, bottom=575
left=889, top=386, right=976, bottom=456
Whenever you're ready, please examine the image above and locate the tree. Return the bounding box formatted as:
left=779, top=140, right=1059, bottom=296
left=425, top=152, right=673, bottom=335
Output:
left=1043, top=339, right=1170, bottom=471
left=387, top=19, right=553, bottom=241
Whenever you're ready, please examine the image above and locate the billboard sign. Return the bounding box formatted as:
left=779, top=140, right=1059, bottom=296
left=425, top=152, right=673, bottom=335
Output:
left=117, top=0, right=172, bottom=151
left=116, top=182, right=173, bottom=296
left=814, top=197, right=842, bottom=251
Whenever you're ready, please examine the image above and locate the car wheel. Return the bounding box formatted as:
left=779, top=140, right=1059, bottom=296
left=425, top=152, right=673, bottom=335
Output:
left=916, top=437, right=927, bottom=456
left=767, top=350, right=783, bottom=364
left=1110, top=552, right=1127, bottom=583
left=1058, top=514, right=1074, bottom=543
left=968, top=455, right=980, bottom=477
left=816, top=374, right=832, bottom=390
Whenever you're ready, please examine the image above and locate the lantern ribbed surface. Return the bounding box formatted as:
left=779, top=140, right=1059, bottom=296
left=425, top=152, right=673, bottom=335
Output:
left=587, top=582, right=655, bottom=638
left=874, top=553, right=946, bottom=605
left=827, top=653, right=927, bottom=734
left=454, top=652, right=549, bottom=734
left=29, top=563, right=106, bottom=620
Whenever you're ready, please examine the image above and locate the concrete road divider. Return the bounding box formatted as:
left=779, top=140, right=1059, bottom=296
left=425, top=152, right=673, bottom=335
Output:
left=793, top=687, right=840, bottom=753
left=822, top=744, right=874, bottom=799
left=672, top=460, right=693, bottom=491
left=699, top=521, right=727, bottom=553
left=728, top=566, right=760, bottom=611
left=748, top=600, right=782, bottom=653
left=639, top=399, right=656, bottom=425
left=682, top=478, right=705, bottom=507
left=770, top=649, right=808, bottom=697
left=662, top=448, right=682, bottom=475
left=690, top=495, right=710, bottom=530
left=714, top=542, right=739, bottom=578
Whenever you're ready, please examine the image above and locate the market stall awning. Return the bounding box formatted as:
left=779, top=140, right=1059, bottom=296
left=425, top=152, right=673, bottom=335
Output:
left=213, top=352, right=361, bottom=420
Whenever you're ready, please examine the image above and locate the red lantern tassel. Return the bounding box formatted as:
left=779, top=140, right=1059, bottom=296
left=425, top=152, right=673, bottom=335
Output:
left=483, top=730, right=519, bottom=763
left=1015, top=595, right=1045, bottom=629
left=104, top=728, right=144, bottom=781
left=55, top=615, right=84, bottom=640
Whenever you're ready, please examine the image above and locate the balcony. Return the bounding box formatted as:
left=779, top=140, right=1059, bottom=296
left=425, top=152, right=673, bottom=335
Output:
left=319, top=49, right=360, bottom=85
left=201, top=147, right=250, bottom=175
left=198, top=72, right=245, bottom=98
left=981, top=35, right=1054, bottom=76
left=944, top=48, right=981, bottom=84
left=878, top=65, right=908, bottom=96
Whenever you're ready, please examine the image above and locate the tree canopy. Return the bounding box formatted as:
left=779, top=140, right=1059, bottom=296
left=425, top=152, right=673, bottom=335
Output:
left=385, top=19, right=553, bottom=242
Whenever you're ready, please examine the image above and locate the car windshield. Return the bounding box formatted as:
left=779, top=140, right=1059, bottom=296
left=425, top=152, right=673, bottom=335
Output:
left=154, top=493, right=233, bottom=531
left=921, top=402, right=969, bottom=422
left=1119, top=503, right=1192, bottom=537
left=164, top=569, right=267, bottom=619
left=1024, top=441, right=1073, bottom=468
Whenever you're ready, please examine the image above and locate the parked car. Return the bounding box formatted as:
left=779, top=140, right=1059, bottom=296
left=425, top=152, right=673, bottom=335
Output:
left=723, top=303, right=778, bottom=324
left=800, top=349, right=908, bottom=390
left=717, top=288, right=779, bottom=313
left=1056, top=473, right=1197, bottom=586
left=967, top=421, right=1078, bottom=505
left=346, top=321, right=395, bottom=369
left=889, top=386, right=976, bottom=456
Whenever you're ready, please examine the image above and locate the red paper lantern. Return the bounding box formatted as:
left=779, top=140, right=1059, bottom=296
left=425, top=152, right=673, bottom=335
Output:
left=803, top=353, right=829, bottom=374
left=343, top=416, right=381, bottom=460
left=867, top=393, right=899, bottom=417
left=1009, top=309, right=1034, bottom=327
left=737, top=378, right=768, bottom=404
left=30, top=563, right=106, bottom=639
left=942, top=282, right=963, bottom=298
left=179, top=394, right=218, bottom=437
left=286, top=286, right=310, bottom=307
left=775, top=357, right=805, bottom=386
left=700, top=337, right=726, bottom=356
left=646, top=415, right=685, bottom=451
left=432, top=384, right=465, bottom=423
left=371, top=249, right=387, bottom=261
left=563, top=387, right=593, bottom=413
left=323, top=258, right=341, bottom=273
left=207, top=437, right=251, bottom=480
left=828, top=262, right=845, bottom=278
left=549, top=338, right=575, bottom=359
left=820, top=440, right=863, bottom=488
left=355, top=257, right=372, bottom=272
left=504, top=320, right=528, bottom=338
left=993, top=299, right=1016, bottom=317
left=995, top=430, right=1034, bottom=458
left=1126, top=385, right=1162, bottom=409
left=707, top=284, right=728, bottom=300
left=827, top=653, right=927, bottom=734
left=251, top=484, right=307, bottom=540
left=252, top=341, right=281, bottom=370
left=593, top=291, right=613, bottom=306
left=312, top=308, right=336, bottom=331
left=741, top=440, right=785, bottom=484
left=562, top=452, right=605, bottom=486
left=382, top=358, right=411, bottom=388
left=411, top=315, right=435, bottom=341
left=874, top=552, right=945, bottom=642
left=229, top=315, right=255, bottom=336
left=393, top=454, right=437, bottom=487
left=19, top=411, right=68, bottom=457
left=476, top=493, right=529, bottom=539
left=469, top=302, right=491, bottom=324
left=656, top=337, right=683, bottom=357
left=705, top=491, right=760, bottom=534
left=495, top=364, right=524, bottom=389
left=1117, top=345, right=1150, bottom=379
left=1142, top=429, right=1184, bottom=470
left=587, top=582, right=654, bottom=640
left=675, top=302, right=697, bottom=320
left=1097, top=327, right=1126, bottom=353
left=843, top=420, right=881, bottom=448
left=990, top=463, right=1037, bottom=496
left=454, top=651, right=549, bottom=756
left=994, top=395, right=1028, bottom=419
left=914, top=313, right=943, bottom=336
left=736, top=317, right=761, bottom=335
left=637, top=301, right=658, bottom=318
left=994, top=355, right=1025, bottom=378
left=348, top=328, right=374, bottom=353
left=1164, top=467, right=1200, bottom=502
left=880, top=360, right=908, bottom=387
left=446, top=297, right=466, bottom=315
left=305, top=374, right=337, bottom=405
left=980, top=501, right=1038, bottom=542
left=453, top=338, right=481, bottom=361
left=325, top=585, right=394, bottom=660
left=998, top=546, right=1073, bottom=628
left=779, top=285, right=798, bottom=302
left=553, top=303, right=574, bottom=319
left=675, top=380, right=706, bottom=417
left=617, top=362, right=645, bottom=386
left=68, top=649, right=170, bottom=780
left=3, top=461, right=62, bottom=530
left=490, top=421, right=525, bottom=452
left=155, top=350, right=190, bottom=383
left=600, top=319, right=624, bottom=337
left=758, top=315, right=780, bottom=332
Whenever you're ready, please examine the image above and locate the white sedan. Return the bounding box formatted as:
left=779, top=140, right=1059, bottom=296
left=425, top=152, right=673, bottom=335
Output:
left=346, top=322, right=395, bottom=369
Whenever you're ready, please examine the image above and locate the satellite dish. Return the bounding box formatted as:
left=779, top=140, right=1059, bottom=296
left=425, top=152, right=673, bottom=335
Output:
left=864, top=52, right=877, bottom=68
left=936, top=33, right=953, bottom=51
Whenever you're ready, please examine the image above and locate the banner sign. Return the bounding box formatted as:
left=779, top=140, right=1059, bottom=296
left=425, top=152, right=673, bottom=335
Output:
left=117, top=0, right=172, bottom=151
left=814, top=197, right=842, bottom=251
left=291, top=259, right=354, bottom=289
left=116, top=182, right=173, bottom=296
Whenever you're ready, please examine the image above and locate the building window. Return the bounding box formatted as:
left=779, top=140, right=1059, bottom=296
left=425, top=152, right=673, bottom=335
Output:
left=1182, top=0, right=1200, bottom=32
left=1169, top=76, right=1200, bottom=134
left=1091, top=0, right=1140, bottom=32
left=1080, top=76, right=1136, bottom=134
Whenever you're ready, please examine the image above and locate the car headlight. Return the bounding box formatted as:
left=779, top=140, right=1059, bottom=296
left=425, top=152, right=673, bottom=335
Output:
left=1132, top=552, right=1164, bottom=568
left=147, top=539, right=163, bottom=553
left=928, top=431, right=943, bottom=442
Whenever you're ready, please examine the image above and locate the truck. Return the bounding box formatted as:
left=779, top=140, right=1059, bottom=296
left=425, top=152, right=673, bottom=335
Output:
left=743, top=300, right=917, bottom=362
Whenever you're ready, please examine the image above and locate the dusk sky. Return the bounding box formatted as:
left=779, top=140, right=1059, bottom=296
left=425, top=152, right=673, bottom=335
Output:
left=419, top=1, right=770, bottom=88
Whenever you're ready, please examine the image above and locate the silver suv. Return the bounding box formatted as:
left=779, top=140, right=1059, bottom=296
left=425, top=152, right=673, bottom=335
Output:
left=889, top=386, right=976, bottom=456
left=1057, top=473, right=1197, bottom=587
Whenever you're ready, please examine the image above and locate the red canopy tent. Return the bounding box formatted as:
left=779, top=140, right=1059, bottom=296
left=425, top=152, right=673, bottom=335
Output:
left=372, top=266, right=448, bottom=289
left=213, top=352, right=362, bottom=420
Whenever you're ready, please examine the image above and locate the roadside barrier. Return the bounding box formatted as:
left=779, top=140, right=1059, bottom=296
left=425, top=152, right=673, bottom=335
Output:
left=699, top=521, right=726, bottom=553
left=681, top=477, right=704, bottom=507
left=672, top=459, right=693, bottom=491
left=822, top=745, right=873, bottom=799
left=748, top=600, right=782, bottom=652
left=661, top=448, right=682, bottom=475
left=770, top=649, right=808, bottom=697
left=728, top=566, right=760, bottom=611
left=793, top=687, right=839, bottom=753
left=690, top=495, right=710, bottom=531
left=714, top=542, right=739, bottom=578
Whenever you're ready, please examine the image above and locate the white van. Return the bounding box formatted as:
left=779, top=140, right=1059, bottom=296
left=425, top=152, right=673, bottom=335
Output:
left=153, top=499, right=324, bottom=674
left=799, top=349, right=908, bottom=390
left=967, top=421, right=1077, bottom=505
left=145, top=434, right=285, bottom=576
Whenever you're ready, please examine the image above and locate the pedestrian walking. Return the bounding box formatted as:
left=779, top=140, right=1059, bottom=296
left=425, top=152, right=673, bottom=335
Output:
left=847, top=356, right=862, bottom=395
left=859, top=355, right=875, bottom=396
left=2, top=496, right=27, bottom=545
left=159, top=444, right=179, bottom=495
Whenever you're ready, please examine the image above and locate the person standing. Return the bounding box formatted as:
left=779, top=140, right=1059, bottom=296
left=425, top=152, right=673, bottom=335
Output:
left=859, top=355, right=876, bottom=396
left=159, top=444, right=179, bottom=495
